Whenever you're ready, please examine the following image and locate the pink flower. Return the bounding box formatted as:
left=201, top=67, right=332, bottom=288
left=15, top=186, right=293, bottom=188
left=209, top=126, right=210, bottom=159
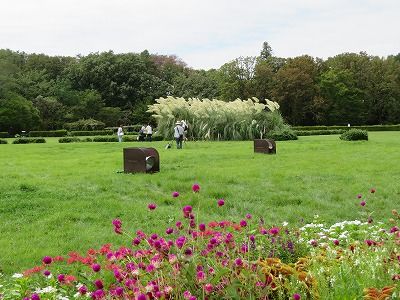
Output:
left=94, top=279, right=103, bottom=289
left=246, top=213, right=252, bottom=219
left=172, top=191, right=180, bottom=198
left=148, top=203, right=157, bottom=210
left=196, top=271, right=205, bottom=282
left=269, top=227, right=280, bottom=235
left=239, top=220, right=247, bottom=227
left=360, top=201, right=366, bottom=206
left=31, top=294, right=40, bottom=300
left=199, top=223, right=206, bottom=231
left=166, top=227, right=173, bottom=234
left=333, top=239, right=340, bottom=246
left=235, top=258, right=243, bottom=267
left=204, top=283, right=213, bottom=294
left=43, top=270, right=51, bottom=277
left=192, top=184, right=200, bottom=193
left=217, top=199, right=225, bottom=206
left=293, top=294, right=301, bottom=300
left=78, top=285, right=88, bottom=295
left=357, top=194, right=362, bottom=199
left=42, top=256, right=52, bottom=265
left=91, top=264, right=101, bottom=272
left=57, top=274, right=65, bottom=283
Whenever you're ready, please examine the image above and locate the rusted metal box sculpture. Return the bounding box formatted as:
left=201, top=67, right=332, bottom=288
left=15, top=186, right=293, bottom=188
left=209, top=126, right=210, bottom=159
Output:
left=123, top=147, right=160, bottom=173
left=254, top=139, right=276, bottom=154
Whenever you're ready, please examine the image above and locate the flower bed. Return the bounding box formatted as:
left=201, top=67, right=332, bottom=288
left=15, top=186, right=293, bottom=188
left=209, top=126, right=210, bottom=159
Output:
left=1, top=187, right=399, bottom=299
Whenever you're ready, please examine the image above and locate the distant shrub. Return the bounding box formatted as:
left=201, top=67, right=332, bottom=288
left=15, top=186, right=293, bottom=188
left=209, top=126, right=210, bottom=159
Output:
left=12, top=138, right=46, bottom=144
left=122, top=135, right=138, bottom=142
left=0, top=132, right=9, bottom=138
left=69, top=130, right=113, bottom=136
left=80, top=137, right=93, bottom=142
left=295, top=129, right=346, bottom=136
left=58, top=137, right=81, bottom=143
left=92, top=136, right=119, bottom=142
left=340, top=129, right=368, bottom=141
left=152, top=135, right=164, bottom=141
left=29, top=130, right=68, bottom=137
left=293, top=125, right=400, bottom=131
left=267, top=129, right=298, bottom=141
left=0, top=139, right=8, bottom=144
left=64, top=119, right=105, bottom=131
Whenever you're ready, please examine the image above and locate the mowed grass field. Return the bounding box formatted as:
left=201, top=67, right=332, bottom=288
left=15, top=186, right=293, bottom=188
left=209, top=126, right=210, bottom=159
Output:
left=0, top=132, right=399, bottom=274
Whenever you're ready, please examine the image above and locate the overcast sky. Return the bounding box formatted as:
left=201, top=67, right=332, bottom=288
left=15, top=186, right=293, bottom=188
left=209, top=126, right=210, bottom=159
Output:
left=1, top=0, right=399, bottom=69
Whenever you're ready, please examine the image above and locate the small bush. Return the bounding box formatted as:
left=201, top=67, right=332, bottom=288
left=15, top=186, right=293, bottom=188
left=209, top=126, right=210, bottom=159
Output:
left=12, top=138, right=46, bottom=144
left=122, top=135, right=138, bottom=142
left=58, top=137, right=81, bottom=143
left=0, top=132, right=9, bottom=138
left=69, top=130, right=113, bottom=136
left=340, top=129, right=368, bottom=141
left=0, top=139, right=8, bottom=144
left=92, top=136, right=119, bottom=142
left=29, top=130, right=67, bottom=137
left=152, top=135, right=164, bottom=141
left=64, top=118, right=105, bottom=131
left=267, top=129, right=298, bottom=141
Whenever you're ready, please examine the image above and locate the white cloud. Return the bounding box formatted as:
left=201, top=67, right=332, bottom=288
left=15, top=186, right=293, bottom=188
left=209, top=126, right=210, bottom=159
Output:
left=0, top=0, right=399, bottom=69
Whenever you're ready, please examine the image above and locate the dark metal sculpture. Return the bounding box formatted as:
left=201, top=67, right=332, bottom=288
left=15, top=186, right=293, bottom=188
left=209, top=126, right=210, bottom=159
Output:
left=254, top=139, right=276, bottom=154
left=123, top=147, right=160, bottom=173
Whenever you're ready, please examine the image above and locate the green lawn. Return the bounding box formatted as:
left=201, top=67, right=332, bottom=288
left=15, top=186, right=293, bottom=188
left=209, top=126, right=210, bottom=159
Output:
left=0, top=132, right=399, bottom=274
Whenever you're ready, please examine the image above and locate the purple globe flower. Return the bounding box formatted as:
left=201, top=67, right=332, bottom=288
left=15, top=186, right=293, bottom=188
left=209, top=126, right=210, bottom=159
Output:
left=246, top=213, right=252, bottom=219
left=137, top=294, right=147, bottom=300
left=293, top=294, right=301, bottom=300
left=172, top=191, right=180, bottom=198
left=217, top=199, right=225, bottom=206
left=239, top=220, right=247, bottom=227
left=166, top=227, right=174, bottom=234
left=78, top=285, right=88, bottom=295
left=94, top=279, right=104, bottom=289
left=42, top=256, right=52, bottom=265
left=31, top=293, right=40, bottom=300
left=148, top=203, right=157, bottom=210
left=92, top=263, right=101, bottom=272
left=199, top=223, right=206, bottom=232
left=360, top=201, right=366, bottom=206
left=192, top=183, right=200, bottom=193
left=43, top=270, right=51, bottom=277
left=235, top=258, right=243, bottom=267
left=57, top=274, right=65, bottom=283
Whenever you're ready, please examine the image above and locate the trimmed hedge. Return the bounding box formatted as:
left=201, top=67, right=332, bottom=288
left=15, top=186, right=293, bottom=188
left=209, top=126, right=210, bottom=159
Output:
left=0, top=132, right=9, bottom=138
left=13, top=138, right=46, bottom=144
left=293, top=125, right=400, bottom=131
left=0, top=139, right=8, bottom=144
left=340, top=129, right=368, bottom=141
left=267, top=129, right=298, bottom=141
left=29, top=130, right=68, bottom=137
left=92, top=136, right=119, bottom=142
left=295, top=129, right=346, bottom=136
left=59, top=137, right=81, bottom=143
left=69, top=130, right=114, bottom=136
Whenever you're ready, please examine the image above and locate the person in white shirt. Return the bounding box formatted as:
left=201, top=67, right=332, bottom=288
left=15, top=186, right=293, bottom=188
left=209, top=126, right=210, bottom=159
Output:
left=145, top=124, right=152, bottom=141
left=181, top=120, right=188, bottom=141
left=174, top=121, right=184, bottom=149
left=117, top=125, right=124, bottom=142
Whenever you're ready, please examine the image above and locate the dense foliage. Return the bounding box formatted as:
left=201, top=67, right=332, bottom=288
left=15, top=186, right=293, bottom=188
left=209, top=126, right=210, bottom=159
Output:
left=340, top=129, right=369, bottom=141
left=148, top=97, right=295, bottom=141
left=1, top=45, right=400, bottom=135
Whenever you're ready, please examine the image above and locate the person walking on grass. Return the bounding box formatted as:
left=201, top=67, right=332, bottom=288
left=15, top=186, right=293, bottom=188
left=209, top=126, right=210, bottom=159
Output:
left=146, top=124, right=153, bottom=141
left=117, top=125, right=124, bottom=142
left=174, top=121, right=184, bottom=149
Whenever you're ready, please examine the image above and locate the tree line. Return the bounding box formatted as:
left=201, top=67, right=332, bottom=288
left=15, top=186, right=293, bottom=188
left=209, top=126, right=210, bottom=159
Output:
left=1, top=43, right=400, bottom=134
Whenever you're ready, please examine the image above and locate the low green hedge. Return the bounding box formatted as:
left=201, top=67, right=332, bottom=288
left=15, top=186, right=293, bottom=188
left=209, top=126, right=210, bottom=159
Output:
left=13, top=138, right=46, bottom=144
left=59, top=137, right=81, bottom=143
left=295, top=129, right=346, bottom=136
left=266, top=129, right=298, bottom=141
left=0, top=139, right=8, bottom=144
left=340, top=129, right=368, bottom=141
left=293, top=125, right=400, bottom=131
left=0, top=132, right=9, bottom=138
left=29, top=130, right=67, bottom=137
left=69, top=130, right=114, bottom=136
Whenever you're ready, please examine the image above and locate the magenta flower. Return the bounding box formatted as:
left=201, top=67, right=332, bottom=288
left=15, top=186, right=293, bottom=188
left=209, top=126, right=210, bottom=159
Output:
left=42, top=256, right=52, bottom=265
left=172, top=191, right=180, bottom=198
left=235, top=258, right=243, bottom=267
left=390, top=226, right=399, bottom=233
left=91, top=263, right=101, bottom=272
left=132, top=238, right=141, bottom=246
left=196, top=271, right=205, bottom=281
left=148, top=203, right=157, bottom=210
left=192, top=183, right=200, bottom=193
left=137, top=294, right=147, bottom=300
left=189, top=296, right=197, bottom=300
left=204, top=283, right=213, bottom=293
left=360, top=201, right=366, bottom=206
left=357, top=194, right=362, bottom=199
left=176, top=221, right=183, bottom=229
left=115, top=287, right=123, bottom=296
left=166, top=227, right=173, bottom=234
left=94, top=279, right=104, bottom=289
left=293, top=294, right=301, bottom=300
left=57, top=274, right=65, bottom=283
left=269, top=227, right=280, bottom=235
left=78, top=285, right=88, bottom=295
left=199, top=223, right=206, bottom=231
left=239, top=220, right=247, bottom=227
left=333, top=239, right=340, bottom=246
left=31, top=294, right=40, bottom=300
left=217, top=199, right=225, bottom=206
left=246, top=213, right=252, bottom=219
left=310, top=239, right=318, bottom=247
left=43, top=270, right=51, bottom=277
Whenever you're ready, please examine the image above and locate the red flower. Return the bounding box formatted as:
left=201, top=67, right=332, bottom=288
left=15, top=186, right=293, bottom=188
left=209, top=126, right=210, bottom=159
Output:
left=192, top=183, right=200, bottom=193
